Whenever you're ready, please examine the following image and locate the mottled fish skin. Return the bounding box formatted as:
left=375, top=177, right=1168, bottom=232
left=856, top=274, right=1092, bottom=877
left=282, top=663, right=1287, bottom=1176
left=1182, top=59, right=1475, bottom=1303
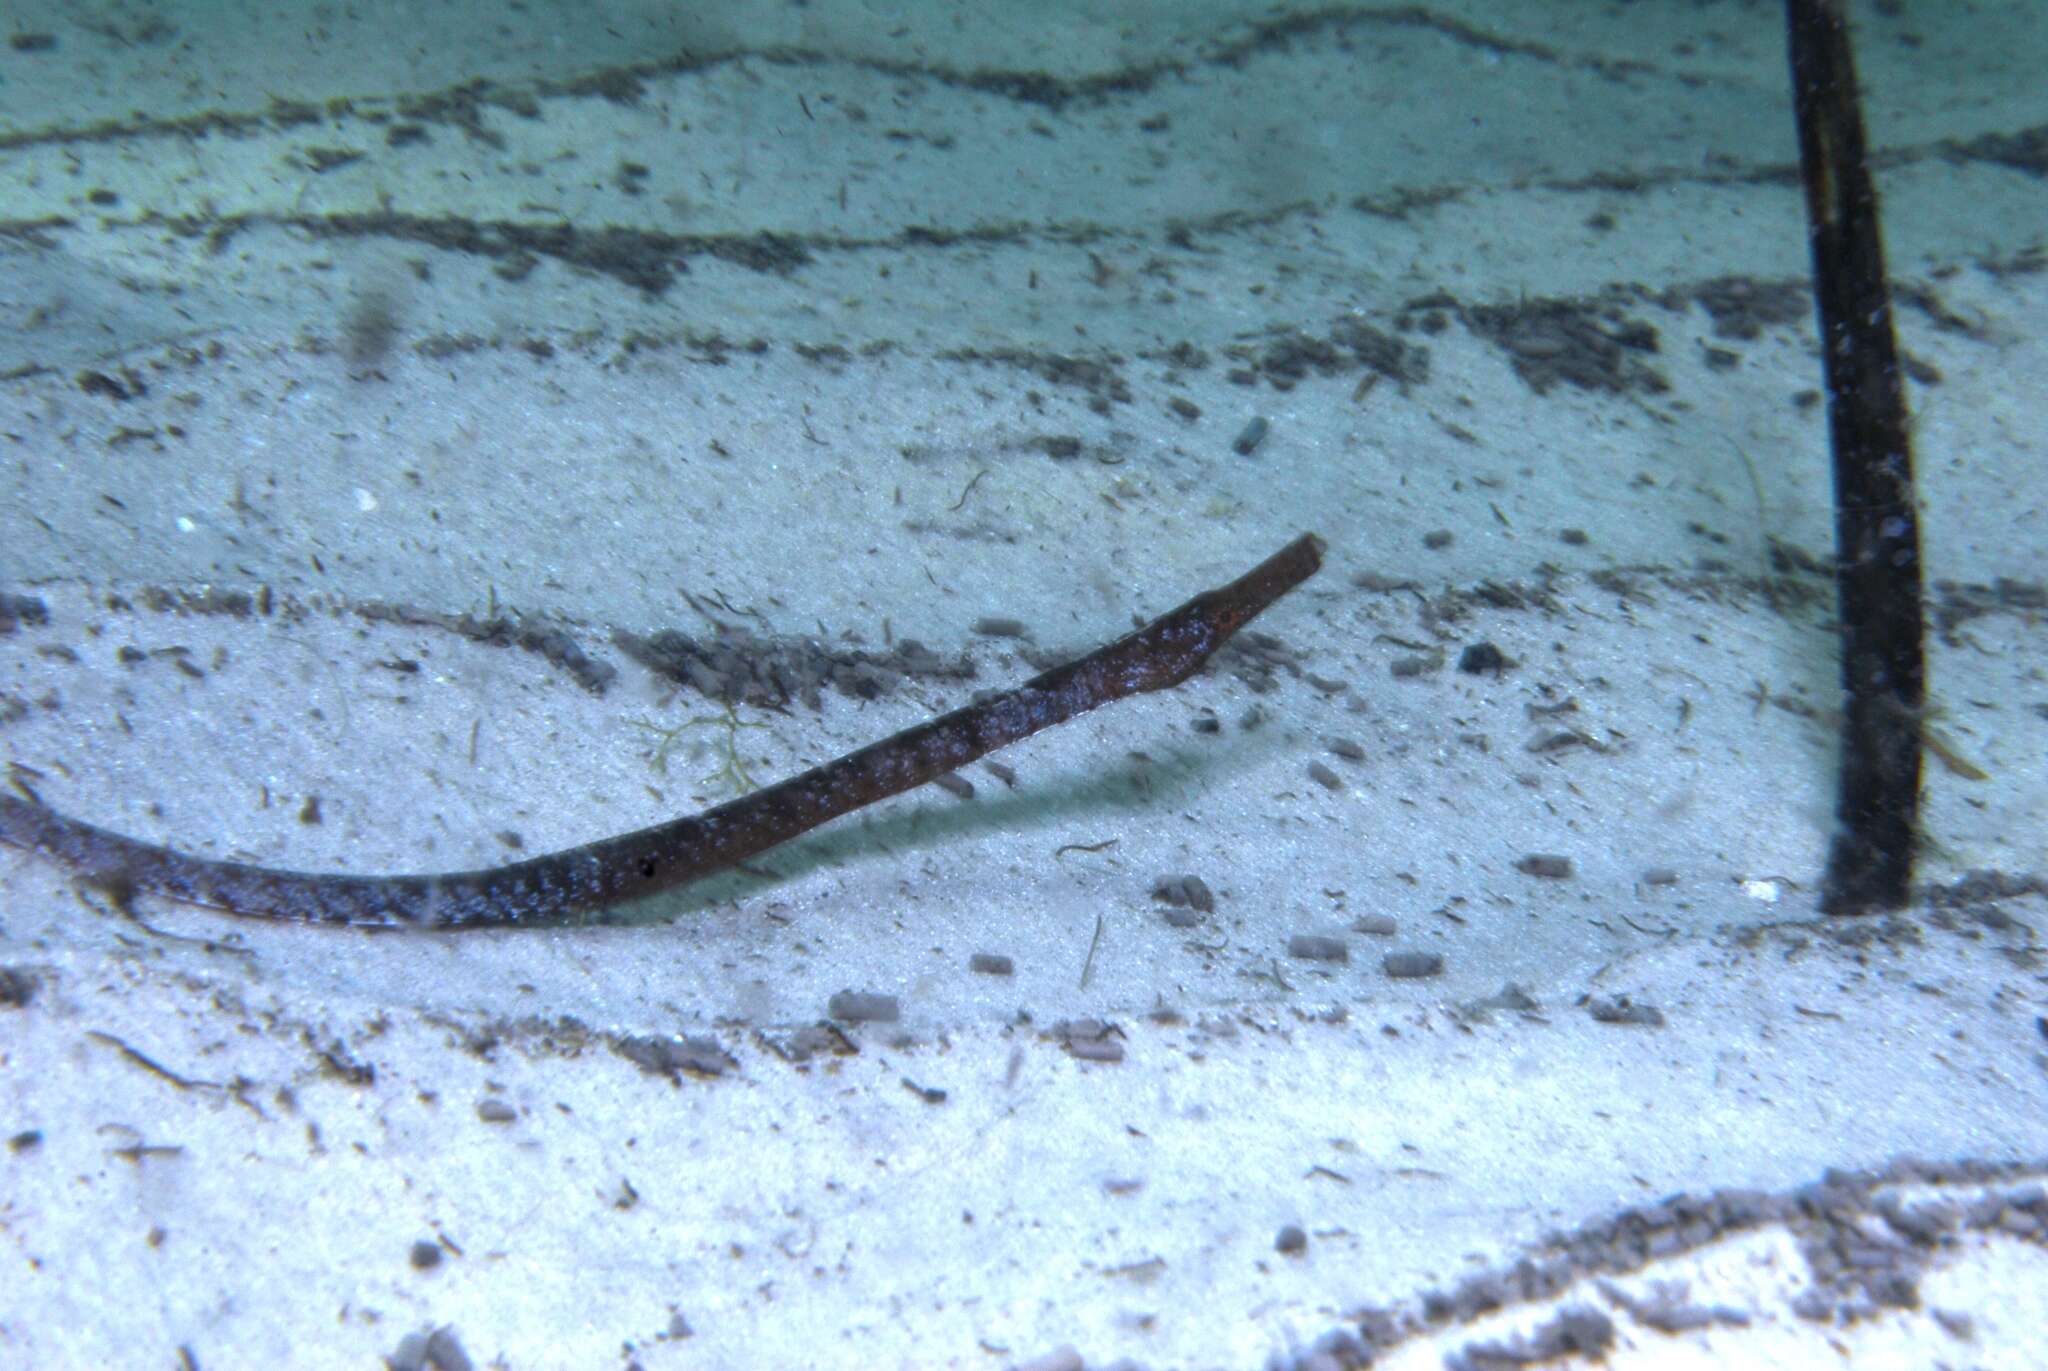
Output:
left=0, top=535, right=1324, bottom=929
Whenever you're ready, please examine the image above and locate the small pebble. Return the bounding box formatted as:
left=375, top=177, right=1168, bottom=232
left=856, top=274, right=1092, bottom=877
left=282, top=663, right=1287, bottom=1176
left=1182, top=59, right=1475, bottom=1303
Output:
left=968, top=952, right=1015, bottom=976
left=1326, top=736, right=1366, bottom=761
left=1013, top=1347, right=1084, bottom=1371
left=0, top=967, right=34, bottom=1008
left=476, top=1098, right=517, bottom=1124
left=1288, top=934, right=1349, bottom=963
left=1515, top=853, right=1575, bottom=879
left=1458, top=641, right=1510, bottom=675
left=621, top=1035, right=734, bottom=1078
left=972, top=616, right=1026, bottom=638
left=1422, top=529, right=1454, bottom=550
left=1065, top=1036, right=1125, bottom=1064
left=1306, top=760, right=1344, bottom=792
left=828, top=991, right=901, bottom=1023
left=409, top=1240, right=443, bottom=1271
left=1483, top=983, right=1539, bottom=1013
left=1155, top=874, right=1216, bottom=913
left=1930, top=1310, right=1973, bottom=1341
left=1275, top=1224, right=1308, bottom=1255
left=389, top=1327, right=474, bottom=1371
left=1382, top=951, right=1444, bottom=980
left=424, top=1328, right=473, bottom=1371
left=1232, top=415, right=1270, bottom=456
left=1587, top=995, right=1665, bottom=1027
left=1641, top=866, right=1679, bottom=886
left=1351, top=913, right=1398, bottom=936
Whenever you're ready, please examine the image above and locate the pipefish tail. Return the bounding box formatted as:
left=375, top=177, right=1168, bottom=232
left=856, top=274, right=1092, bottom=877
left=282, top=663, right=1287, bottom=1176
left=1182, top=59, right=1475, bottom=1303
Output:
left=0, top=534, right=1325, bottom=929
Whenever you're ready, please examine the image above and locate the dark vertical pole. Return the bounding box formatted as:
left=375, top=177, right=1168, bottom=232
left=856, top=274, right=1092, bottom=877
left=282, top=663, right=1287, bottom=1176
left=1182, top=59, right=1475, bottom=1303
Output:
left=1784, top=0, right=1925, bottom=914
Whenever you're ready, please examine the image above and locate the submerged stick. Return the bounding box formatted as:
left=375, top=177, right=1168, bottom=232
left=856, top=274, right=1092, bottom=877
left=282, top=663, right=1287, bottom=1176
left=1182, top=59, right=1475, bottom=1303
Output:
left=1, top=534, right=1324, bottom=928
left=1784, top=0, right=1925, bottom=914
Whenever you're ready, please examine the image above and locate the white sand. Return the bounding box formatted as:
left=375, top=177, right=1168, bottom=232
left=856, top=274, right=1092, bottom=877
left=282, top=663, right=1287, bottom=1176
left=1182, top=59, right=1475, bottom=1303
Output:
left=2, top=2, right=2044, bottom=1366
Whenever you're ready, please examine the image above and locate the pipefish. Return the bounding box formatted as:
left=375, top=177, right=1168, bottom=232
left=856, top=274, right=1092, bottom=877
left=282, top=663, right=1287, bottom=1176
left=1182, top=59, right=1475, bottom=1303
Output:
left=0, top=534, right=1325, bottom=929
